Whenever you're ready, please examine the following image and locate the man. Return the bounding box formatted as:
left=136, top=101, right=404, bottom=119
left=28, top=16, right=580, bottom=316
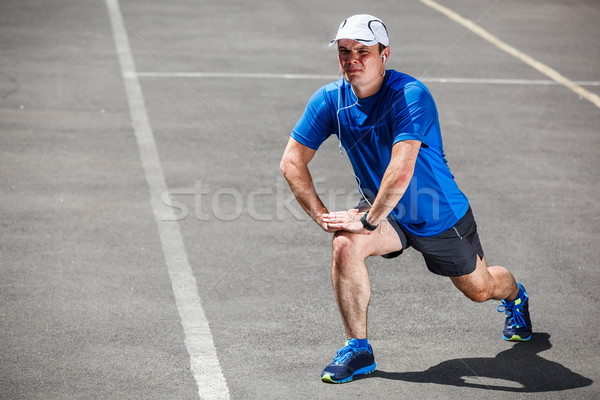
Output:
left=279, top=14, right=532, bottom=384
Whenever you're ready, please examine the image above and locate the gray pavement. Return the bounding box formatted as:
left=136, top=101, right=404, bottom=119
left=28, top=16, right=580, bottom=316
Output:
left=1, top=0, right=599, bottom=399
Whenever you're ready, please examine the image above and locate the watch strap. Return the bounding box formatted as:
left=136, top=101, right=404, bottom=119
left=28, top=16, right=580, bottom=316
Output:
left=360, top=211, right=378, bottom=231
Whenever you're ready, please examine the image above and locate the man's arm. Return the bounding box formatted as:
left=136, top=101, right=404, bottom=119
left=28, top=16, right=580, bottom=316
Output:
left=280, top=137, right=339, bottom=233
left=366, top=139, right=421, bottom=226
left=323, top=140, right=421, bottom=233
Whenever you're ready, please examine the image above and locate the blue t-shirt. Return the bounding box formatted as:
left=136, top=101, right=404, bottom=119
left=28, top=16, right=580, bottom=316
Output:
left=291, top=70, right=469, bottom=237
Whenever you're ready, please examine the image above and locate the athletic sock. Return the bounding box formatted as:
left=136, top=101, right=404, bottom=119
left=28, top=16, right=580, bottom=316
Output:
left=357, top=338, right=369, bottom=348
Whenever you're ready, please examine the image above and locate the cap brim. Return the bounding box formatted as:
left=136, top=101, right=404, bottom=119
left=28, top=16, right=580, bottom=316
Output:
left=329, top=38, right=380, bottom=47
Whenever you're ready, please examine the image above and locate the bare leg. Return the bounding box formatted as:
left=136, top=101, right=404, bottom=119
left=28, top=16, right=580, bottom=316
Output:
left=331, top=235, right=370, bottom=339
left=450, top=255, right=519, bottom=302
left=330, top=225, right=403, bottom=339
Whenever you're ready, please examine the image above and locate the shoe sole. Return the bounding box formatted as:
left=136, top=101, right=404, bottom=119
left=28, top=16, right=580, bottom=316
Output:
left=503, top=334, right=532, bottom=341
left=321, top=363, right=376, bottom=384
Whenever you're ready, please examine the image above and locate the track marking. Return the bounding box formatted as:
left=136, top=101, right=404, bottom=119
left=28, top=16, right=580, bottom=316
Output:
left=420, top=0, right=503, bottom=79
left=134, top=71, right=339, bottom=80
left=419, top=0, right=600, bottom=109
left=134, top=71, right=600, bottom=87
left=423, top=77, right=600, bottom=86
left=105, top=1, right=230, bottom=399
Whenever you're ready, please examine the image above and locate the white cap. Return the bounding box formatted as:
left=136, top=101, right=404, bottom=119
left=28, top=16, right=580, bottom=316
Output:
left=329, top=14, right=389, bottom=47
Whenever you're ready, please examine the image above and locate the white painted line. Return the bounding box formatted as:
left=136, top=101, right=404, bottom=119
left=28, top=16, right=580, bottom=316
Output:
left=134, top=71, right=600, bottom=87
left=105, top=1, right=230, bottom=399
left=424, top=77, right=600, bottom=86
left=419, top=0, right=600, bottom=109
left=135, top=71, right=339, bottom=80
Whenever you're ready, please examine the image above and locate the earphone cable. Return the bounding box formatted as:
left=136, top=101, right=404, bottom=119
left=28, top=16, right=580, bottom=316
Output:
left=335, top=78, right=373, bottom=208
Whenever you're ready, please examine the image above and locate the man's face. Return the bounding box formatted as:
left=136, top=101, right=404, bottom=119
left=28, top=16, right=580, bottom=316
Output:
left=337, top=39, right=385, bottom=88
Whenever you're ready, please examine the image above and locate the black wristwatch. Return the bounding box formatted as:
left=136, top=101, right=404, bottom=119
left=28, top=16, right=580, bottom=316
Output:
left=360, top=211, right=379, bottom=231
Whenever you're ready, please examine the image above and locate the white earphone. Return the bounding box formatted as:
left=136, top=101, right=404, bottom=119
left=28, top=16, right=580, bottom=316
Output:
left=382, top=54, right=387, bottom=62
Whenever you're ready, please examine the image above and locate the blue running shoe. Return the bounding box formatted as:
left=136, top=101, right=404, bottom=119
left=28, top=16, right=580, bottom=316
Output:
left=321, top=339, right=376, bottom=383
left=497, top=282, right=532, bottom=341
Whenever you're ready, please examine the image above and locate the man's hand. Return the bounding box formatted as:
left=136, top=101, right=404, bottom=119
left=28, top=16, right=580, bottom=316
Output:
left=316, top=214, right=341, bottom=233
left=322, top=209, right=373, bottom=235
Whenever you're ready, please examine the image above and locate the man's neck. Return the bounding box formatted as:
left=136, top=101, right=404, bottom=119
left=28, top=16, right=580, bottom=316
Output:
left=351, top=74, right=385, bottom=99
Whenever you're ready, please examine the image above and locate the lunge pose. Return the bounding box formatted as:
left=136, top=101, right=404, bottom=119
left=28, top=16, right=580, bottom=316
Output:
left=280, top=14, right=532, bottom=384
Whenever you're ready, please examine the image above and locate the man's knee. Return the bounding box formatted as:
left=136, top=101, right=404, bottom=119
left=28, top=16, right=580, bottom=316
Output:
left=461, top=289, right=492, bottom=303
left=451, top=256, right=494, bottom=302
left=332, top=231, right=365, bottom=263
left=452, top=278, right=493, bottom=303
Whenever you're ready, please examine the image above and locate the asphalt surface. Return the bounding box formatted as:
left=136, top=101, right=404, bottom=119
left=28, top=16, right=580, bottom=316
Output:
left=1, top=0, right=599, bottom=399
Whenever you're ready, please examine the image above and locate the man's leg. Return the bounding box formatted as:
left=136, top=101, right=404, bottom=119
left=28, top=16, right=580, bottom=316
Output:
left=331, top=231, right=371, bottom=339
left=450, top=255, right=532, bottom=341
left=450, top=255, right=519, bottom=302
left=321, top=223, right=404, bottom=383
left=331, top=223, right=404, bottom=339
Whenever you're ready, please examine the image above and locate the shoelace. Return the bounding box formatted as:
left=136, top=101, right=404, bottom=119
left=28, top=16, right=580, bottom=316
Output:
left=333, top=345, right=357, bottom=364
left=497, top=294, right=528, bottom=329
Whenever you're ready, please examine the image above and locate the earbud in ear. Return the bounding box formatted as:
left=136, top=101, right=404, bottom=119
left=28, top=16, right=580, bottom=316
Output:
left=382, top=54, right=387, bottom=62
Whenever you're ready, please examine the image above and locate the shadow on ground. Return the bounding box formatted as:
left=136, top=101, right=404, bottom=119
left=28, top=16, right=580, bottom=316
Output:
left=372, top=333, right=593, bottom=392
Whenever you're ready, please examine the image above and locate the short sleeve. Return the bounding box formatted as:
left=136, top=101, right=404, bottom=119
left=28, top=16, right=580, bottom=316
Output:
left=291, top=86, right=334, bottom=150
left=392, top=84, right=437, bottom=147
